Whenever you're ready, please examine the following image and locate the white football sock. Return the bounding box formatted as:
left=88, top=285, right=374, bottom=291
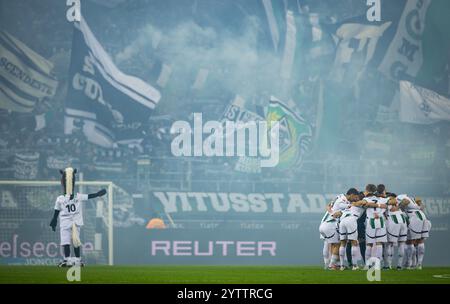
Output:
left=397, top=243, right=405, bottom=267
left=339, top=245, right=346, bottom=267
left=385, top=243, right=393, bottom=267
left=329, top=254, right=339, bottom=267
left=383, top=244, right=389, bottom=266
left=323, top=242, right=330, bottom=267
left=365, top=245, right=372, bottom=265
left=375, top=244, right=383, bottom=261
left=411, top=245, right=417, bottom=267
left=351, top=245, right=360, bottom=266
left=405, top=244, right=413, bottom=267
left=417, top=243, right=425, bottom=265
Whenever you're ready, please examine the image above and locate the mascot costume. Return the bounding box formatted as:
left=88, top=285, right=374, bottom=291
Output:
left=49, top=167, right=106, bottom=267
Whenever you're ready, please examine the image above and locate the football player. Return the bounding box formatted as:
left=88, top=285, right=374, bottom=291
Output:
left=380, top=187, right=408, bottom=269
left=399, top=194, right=430, bottom=269
left=338, top=190, right=366, bottom=270
left=319, top=189, right=357, bottom=269
left=362, top=184, right=388, bottom=269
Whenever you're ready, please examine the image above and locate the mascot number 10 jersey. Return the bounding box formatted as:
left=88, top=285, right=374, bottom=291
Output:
left=54, top=193, right=88, bottom=228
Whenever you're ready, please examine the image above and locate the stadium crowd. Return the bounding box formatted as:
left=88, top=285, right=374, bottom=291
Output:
left=0, top=0, right=449, bottom=198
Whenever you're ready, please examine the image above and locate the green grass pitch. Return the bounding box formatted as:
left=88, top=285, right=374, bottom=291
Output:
left=1, top=266, right=450, bottom=284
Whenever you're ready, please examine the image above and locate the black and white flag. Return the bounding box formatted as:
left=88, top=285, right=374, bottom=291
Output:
left=398, top=81, right=450, bottom=124
left=65, top=16, right=161, bottom=148
left=0, top=30, right=58, bottom=113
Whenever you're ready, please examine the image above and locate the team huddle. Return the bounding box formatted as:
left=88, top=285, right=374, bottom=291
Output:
left=319, top=184, right=431, bottom=270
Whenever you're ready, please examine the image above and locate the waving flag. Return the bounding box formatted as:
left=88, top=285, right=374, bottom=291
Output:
left=280, top=9, right=297, bottom=80
left=326, top=0, right=414, bottom=86
left=329, top=20, right=392, bottom=84
left=65, top=16, right=161, bottom=148
left=261, top=0, right=284, bottom=53
left=220, top=95, right=265, bottom=174
left=266, top=96, right=312, bottom=170
left=379, top=0, right=450, bottom=94
left=398, top=80, right=450, bottom=124
left=0, top=30, right=58, bottom=113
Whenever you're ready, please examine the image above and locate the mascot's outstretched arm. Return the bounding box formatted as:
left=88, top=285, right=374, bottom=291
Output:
left=88, top=189, right=107, bottom=199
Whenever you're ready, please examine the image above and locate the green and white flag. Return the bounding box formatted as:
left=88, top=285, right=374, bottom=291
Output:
left=266, top=96, right=312, bottom=170
left=378, top=0, right=450, bottom=92
left=220, top=95, right=265, bottom=174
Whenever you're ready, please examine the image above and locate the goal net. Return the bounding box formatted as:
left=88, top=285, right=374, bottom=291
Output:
left=0, top=181, right=115, bottom=265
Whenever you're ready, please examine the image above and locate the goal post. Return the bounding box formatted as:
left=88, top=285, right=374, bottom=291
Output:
left=0, top=180, right=115, bottom=266
left=108, top=182, right=113, bottom=266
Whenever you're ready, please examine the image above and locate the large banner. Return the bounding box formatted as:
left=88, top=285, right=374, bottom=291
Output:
left=153, top=191, right=334, bottom=216
left=64, top=16, right=161, bottom=148
left=115, top=227, right=450, bottom=265
left=329, top=20, right=392, bottom=85
left=327, top=0, right=450, bottom=95
left=220, top=95, right=313, bottom=173
left=13, top=152, right=40, bottom=180
left=399, top=81, right=450, bottom=124
left=116, top=228, right=312, bottom=265
left=220, top=95, right=264, bottom=174
left=266, top=97, right=312, bottom=170
left=151, top=191, right=450, bottom=219
left=378, top=0, right=450, bottom=92
left=0, top=30, right=58, bottom=113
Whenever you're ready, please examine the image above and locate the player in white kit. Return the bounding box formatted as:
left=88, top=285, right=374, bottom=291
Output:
left=363, top=184, right=388, bottom=269
left=319, top=202, right=340, bottom=270
left=398, top=194, right=430, bottom=269
left=319, top=189, right=357, bottom=269
left=49, top=167, right=106, bottom=267
left=319, top=199, right=339, bottom=269
left=338, top=190, right=366, bottom=270
left=382, top=189, right=408, bottom=270
left=414, top=198, right=432, bottom=269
